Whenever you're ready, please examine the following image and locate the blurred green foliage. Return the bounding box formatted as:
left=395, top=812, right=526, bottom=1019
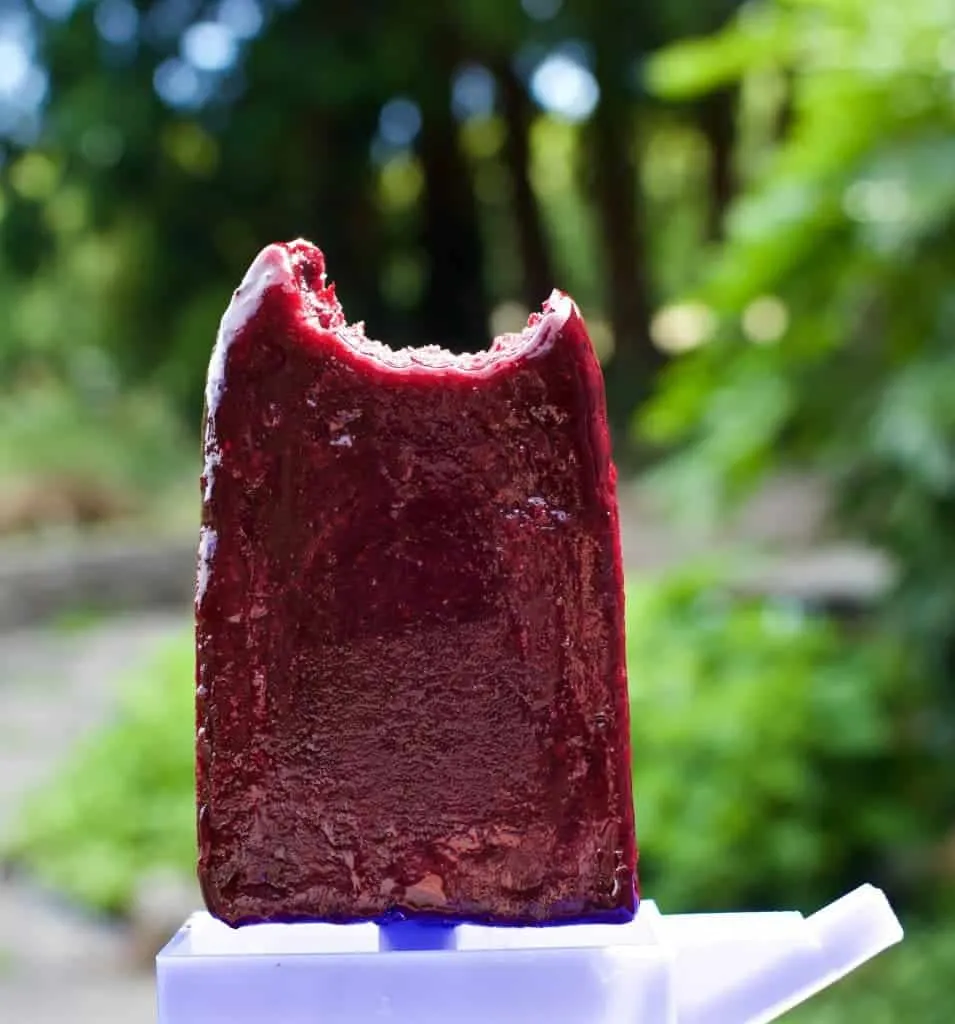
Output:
left=640, top=0, right=955, bottom=886
left=4, top=570, right=936, bottom=920
left=0, top=378, right=187, bottom=491
left=5, top=635, right=194, bottom=915
left=0, top=0, right=742, bottom=439
left=628, top=571, right=934, bottom=916
left=643, top=0, right=955, bottom=503
left=0, top=375, right=192, bottom=534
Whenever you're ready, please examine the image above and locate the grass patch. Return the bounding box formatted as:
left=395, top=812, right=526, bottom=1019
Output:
left=46, top=607, right=108, bottom=635
left=3, top=634, right=194, bottom=915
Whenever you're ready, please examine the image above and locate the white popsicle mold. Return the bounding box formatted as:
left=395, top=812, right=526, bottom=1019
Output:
left=156, top=883, right=903, bottom=1023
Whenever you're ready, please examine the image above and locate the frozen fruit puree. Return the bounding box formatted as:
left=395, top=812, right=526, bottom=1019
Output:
left=196, top=239, right=637, bottom=927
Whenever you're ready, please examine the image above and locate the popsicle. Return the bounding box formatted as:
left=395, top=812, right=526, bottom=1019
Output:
left=196, top=239, right=636, bottom=927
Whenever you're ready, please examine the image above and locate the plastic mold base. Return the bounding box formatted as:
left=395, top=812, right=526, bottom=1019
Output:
left=156, top=884, right=903, bottom=1024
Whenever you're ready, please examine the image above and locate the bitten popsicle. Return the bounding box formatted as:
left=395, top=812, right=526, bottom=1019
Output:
left=196, top=239, right=637, bottom=927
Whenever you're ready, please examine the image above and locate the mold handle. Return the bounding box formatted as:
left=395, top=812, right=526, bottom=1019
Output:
left=665, top=884, right=905, bottom=1024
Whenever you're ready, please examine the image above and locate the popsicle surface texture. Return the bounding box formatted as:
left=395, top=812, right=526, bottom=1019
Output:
left=196, top=239, right=637, bottom=927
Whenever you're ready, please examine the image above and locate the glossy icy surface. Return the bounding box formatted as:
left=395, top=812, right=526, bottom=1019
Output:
left=196, top=239, right=636, bottom=926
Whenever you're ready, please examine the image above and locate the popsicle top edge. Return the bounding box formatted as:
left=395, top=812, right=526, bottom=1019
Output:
left=206, top=239, right=585, bottom=418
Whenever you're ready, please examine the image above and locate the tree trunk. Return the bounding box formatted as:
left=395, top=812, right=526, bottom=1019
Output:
left=587, top=91, right=661, bottom=430
left=579, top=0, right=663, bottom=435
left=328, top=108, right=389, bottom=336
left=411, top=14, right=489, bottom=353
left=418, top=102, right=489, bottom=351
left=495, top=60, right=556, bottom=309
left=698, top=85, right=738, bottom=241
left=776, top=69, right=797, bottom=141
left=284, top=101, right=389, bottom=340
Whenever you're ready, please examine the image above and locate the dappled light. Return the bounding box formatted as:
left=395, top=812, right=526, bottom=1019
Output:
left=530, top=49, right=600, bottom=122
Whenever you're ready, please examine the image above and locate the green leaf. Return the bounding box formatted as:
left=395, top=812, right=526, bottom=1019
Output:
left=646, top=11, right=794, bottom=100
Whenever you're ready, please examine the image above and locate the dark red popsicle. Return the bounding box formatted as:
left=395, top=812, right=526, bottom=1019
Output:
left=196, top=239, right=637, bottom=927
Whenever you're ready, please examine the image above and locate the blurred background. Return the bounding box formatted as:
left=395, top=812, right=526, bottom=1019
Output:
left=0, top=0, right=953, bottom=1020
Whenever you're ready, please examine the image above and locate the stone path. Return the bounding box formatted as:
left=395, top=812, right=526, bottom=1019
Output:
left=0, top=612, right=187, bottom=1023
